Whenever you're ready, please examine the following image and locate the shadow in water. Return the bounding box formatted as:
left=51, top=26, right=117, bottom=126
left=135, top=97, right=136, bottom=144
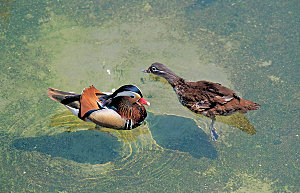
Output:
left=13, top=111, right=217, bottom=164
left=147, top=113, right=217, bottom=159
left=13, top=130, right=121, bottom=164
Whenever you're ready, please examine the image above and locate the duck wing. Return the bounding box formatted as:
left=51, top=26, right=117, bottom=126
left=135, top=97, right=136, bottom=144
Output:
left=80, top=85, right=106, bottom=118
left=178, top=81, right=238, bottom=112
left=193, top=81, right=237, bottom=102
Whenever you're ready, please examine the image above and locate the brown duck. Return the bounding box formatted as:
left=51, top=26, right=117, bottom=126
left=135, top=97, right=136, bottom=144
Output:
left=143, top=62, right=260, bottom=141
left=47, top=85, right=150, bottom=130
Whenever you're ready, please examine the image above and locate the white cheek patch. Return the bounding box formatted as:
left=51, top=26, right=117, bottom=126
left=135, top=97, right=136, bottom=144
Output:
left=115, top=91, right=134, bottom=97
left=152, top=69, right=165, bottom=73
left=115, top=91, right=140, bottom=99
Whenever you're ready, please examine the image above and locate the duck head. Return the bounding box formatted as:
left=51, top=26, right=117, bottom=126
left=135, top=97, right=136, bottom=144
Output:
left=142, top=62, right=171, bottom=76
left=111, top=85, right=150, bottom=106
left=143, top=62, right=181, bottom=86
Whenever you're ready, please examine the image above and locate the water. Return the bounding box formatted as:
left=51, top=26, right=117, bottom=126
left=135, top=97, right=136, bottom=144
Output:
left=0, top=0, right=299, bottom=192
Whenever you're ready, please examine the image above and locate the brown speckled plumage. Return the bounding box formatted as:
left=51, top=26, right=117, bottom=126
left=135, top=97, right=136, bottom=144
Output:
left=143, top=62, right=260, bottom=140
left=173, top=79, right=259, bottom=118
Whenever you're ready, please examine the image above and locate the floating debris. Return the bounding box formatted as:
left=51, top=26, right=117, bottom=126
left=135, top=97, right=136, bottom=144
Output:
left=143, top=3, right=152, bottom=12
left=268, top=75, right=284, bottom=83
left=257, top=60, right=272, bottom=67
left=25, top=14, right=34, bottom=19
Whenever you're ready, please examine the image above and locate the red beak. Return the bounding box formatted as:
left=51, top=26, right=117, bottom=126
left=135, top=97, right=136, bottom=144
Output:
left=142, top=68, right=151, bottom=73
left=139, top=98, right=150, bottom=106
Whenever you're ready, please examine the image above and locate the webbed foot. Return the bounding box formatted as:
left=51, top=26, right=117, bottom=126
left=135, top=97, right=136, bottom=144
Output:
left=210, top=127, right=219, bottom=141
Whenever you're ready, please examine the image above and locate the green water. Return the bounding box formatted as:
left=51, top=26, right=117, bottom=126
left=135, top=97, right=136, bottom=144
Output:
left=0, top=0, right=299, bottom=192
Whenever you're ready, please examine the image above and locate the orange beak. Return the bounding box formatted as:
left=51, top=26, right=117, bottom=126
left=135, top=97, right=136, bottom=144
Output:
left=142, top=68, right=151, bottom=73
left=139, top=97, right=150, bottom=106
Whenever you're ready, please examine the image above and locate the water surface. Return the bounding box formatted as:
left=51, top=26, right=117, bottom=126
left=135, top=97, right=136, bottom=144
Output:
left=0, top=0, right=299, bottom=192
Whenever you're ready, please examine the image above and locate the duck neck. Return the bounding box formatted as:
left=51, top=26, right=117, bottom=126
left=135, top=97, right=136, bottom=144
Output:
left=163, top=72, right=183, bottom=87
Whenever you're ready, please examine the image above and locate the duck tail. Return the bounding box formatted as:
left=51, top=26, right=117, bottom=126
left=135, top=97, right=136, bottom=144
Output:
left=240, top=98, right=260, bottom=111
left=47, top=88, right=77, bottom=103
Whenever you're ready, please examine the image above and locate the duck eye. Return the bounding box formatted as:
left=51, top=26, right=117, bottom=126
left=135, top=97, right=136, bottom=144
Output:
left=130, top=95, right=135, bottom=98
left=151, top=66, right=158, bottom=72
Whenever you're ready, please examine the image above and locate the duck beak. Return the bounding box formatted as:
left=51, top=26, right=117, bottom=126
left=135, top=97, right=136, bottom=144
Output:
left=142, top=68, right=150, bottom=73
left=139, top=98, right=150, bottom=106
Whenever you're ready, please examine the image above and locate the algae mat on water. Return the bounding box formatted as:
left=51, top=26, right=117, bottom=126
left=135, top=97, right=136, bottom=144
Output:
left=0, top=0, right=298, bottom=192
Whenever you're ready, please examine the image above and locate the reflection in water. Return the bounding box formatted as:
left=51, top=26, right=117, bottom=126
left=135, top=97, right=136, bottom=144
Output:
left=193, top=112, right=257, bottom=136
left=193, top=112, right=258, bottom=136
left=50, top=110, right=96, bottom=131
left=49, top=110, right=150, bottom=142
left=13, top=130, right=121, bottom=164
left=215, top=113, right=257, bottom=135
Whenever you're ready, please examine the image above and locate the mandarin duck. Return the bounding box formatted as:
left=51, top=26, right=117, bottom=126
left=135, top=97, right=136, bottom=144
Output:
left=143, top=62, right=260, bottom=141
left=47, top=85, right=150, bottom=130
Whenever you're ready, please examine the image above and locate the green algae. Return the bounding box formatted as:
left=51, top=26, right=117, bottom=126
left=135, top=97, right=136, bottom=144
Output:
left=0, top=0, right=299, bottom=192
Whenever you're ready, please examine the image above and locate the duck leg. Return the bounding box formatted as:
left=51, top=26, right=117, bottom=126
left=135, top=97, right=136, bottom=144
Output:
left=210, top=117, right=219, bottom=141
